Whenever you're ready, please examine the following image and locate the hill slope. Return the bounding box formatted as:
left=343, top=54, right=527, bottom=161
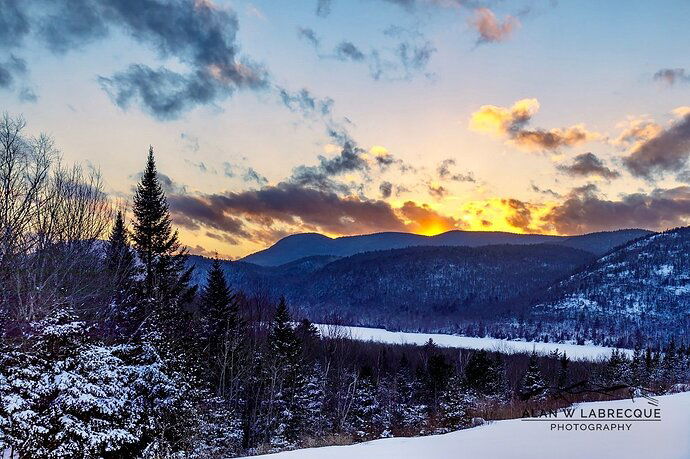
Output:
left=241, top=229, right=651, bottom=266
left=532, top=227, right=690, bottom=341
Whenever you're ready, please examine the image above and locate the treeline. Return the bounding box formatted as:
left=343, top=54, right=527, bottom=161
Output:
left=0, top=115, right=689, bottom=457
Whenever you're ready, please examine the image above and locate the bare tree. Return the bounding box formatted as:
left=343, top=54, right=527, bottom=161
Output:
left=0, top=113, right=112, bottom=328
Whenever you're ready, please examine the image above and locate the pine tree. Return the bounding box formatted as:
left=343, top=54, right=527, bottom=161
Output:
left=463, top=350, right=507, bottom=399
left=132, top=147, right=195, bottom=307
left=348, top=366, right=380, bottom=441
left=438, top=373, right=472, bottom=430
left=265, top=298, right=306, bottom=448
left=518, top=351, right=547, bottom=400
left=104, top=210, right=137, bottom=335
left=201, top=257, right=246, bottom=400
left=557, top=351, right=570, bottom=389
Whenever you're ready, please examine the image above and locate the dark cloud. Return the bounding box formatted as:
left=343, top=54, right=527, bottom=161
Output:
left=0, top=55, right=26, bottom=88
left=131, top=170, right=187, bottom=195
left=557, top=152, right=620, bottom=180
left=653, top=68, right=690, bottom=86
left=243, top=167, right=268, bottom=186
left=0, top=0, right=30, bottom=48
left=530, top=183, right=561, bottom=198
left=204, top=182, right=407, bottom=235
left=4, top=0, right=268, bottom=119
left=279, top=88, right=333, bottom=117
left=427, top=183, right=448, bottom=199
left=502, top=198, right=533, bottom=230
left=542, top=185, right=690, bottom=234
left=436, top=158, right=476, bottom=182
left=335, top=41, right=366, bottom=62
left=623, top=113, right=690, bottom=179
left=289, top=143, right=368, bottom=192
left=297, top=27, right=320, bottom=48
left=18, top=87, right=37, bottom=103
left=168, top=193, right=251, bottom=238
left=298, top=25, right=435, bottom=81
left=379, top=181, right=393, bottom=198
left=316, top=0, right=333, bottom=17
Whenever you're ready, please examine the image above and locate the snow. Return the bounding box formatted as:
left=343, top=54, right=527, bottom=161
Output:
left=316, top=324, right=633, bottom=361
left=247, top=391, right=690, bottom=459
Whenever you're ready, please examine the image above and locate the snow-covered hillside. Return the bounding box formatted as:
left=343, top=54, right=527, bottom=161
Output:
left=533, top=228, right=690, bottom=337
left=316, top=324, right=633, bottom=360
left=248, top=391, right=690, bottom=459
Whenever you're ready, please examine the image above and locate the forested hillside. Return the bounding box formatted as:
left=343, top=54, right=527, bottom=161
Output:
left=190, top=245, right=596, bottom=328
left=531, top=228, right=690, bottom=346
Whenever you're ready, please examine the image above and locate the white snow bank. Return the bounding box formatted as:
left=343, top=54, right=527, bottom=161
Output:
left=248, top=391, right=690, bottom=459
left=316, top=324, right=632, bottom=361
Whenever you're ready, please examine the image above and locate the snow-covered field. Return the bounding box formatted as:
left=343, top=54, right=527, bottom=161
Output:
left=316, top=324, right=632, bottom=361
left=249, top=391, right=690, bottom=459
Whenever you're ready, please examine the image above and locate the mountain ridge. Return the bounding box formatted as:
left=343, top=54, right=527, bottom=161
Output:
left=240, top=228, right=652, bottom=266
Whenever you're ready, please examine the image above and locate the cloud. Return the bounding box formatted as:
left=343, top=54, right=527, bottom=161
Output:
left=169, top=193, right=251, bottom=238
left=335, top=41, right=366, bottom=62
left=471, top=8, right=520, bottom=44
left=623, top=113, right=690, bottom=179
left=437, top=158, right=475, bottom=182
left=289, top=143, right=369, bottom=192
left=316, top=0, right=333, bottom=17
left=542, top=184, right=690, bottom=234
left=613, top=117, right=662, bottom=150
left=195, top=182, right=408, bottom=235
left=0, top=55, right=26, bottom=88
left=298, top=25, right=435, bottom=81
left=502, top=198, right=533, bottom=230
left=653, top=68, right=690, bottom=86
left=469, top=98, right=600, bottom=152
left=398, top=201, right=464, bottom=233
left=557, top=152, right=620, bottom=180
left=4, top=0, right=268, bottom=119
left=279, top=87, right=333, bottom=117
left=18, top=87, right=37, bottom=103
left=677, top=170, right=690, bottom=184
left=530, top=183, right=561, bottom=198
left=297, top=27, right=320, bottom=48
left=427, top=183, right=448, bottom=198
left=379, top=181, right=393, bottom=198
left=243, top=167, right=268, bottom=186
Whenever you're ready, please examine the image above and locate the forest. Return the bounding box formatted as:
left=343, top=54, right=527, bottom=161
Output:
left=1, top=114, right=689, bottom=458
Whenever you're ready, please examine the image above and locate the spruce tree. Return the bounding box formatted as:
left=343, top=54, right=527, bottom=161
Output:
left=518, top=351, right=547, bottom=400
left=132, top=147, right=195, bottom=306
left=201, top=257, right=245, bottom=399
left=104, top=210, right=136, bottom=335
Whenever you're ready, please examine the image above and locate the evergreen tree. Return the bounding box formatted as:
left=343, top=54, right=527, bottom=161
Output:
left=391, top=362, right=426, bottom=434
left=518, top=351, right=547, bottom=400
left=438, top=373, right=472, bottom=430
left=201, top=257, right=246, bottom=399
left=104, top=210, right=137, bottom=335
left=265, top=298, right=307, bottom=447
left=557, top=351, right=570, bottom=389
left=132, top=147, right=195, bottom=308
left=463, top=350, right=508, bottom=399
left=348, top=366, right=380, bottom=441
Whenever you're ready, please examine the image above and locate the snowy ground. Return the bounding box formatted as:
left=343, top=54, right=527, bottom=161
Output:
left=316, top=324, right=632, bottom=361
left=248, top=391, right=690, bottom=459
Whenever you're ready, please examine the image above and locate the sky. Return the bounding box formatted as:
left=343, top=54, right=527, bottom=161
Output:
left=2, top=0, right=690, bottom=259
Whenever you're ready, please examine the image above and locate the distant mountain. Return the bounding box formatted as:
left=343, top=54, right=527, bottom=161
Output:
left=240, top=229, right=651, bottom=266
left=189, top=243, right=596, bottom=329
left=532, top=227, right=690, bottom=342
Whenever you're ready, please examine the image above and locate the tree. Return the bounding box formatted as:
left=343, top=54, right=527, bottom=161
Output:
left=438, top=373, right=472, bottom=430
left=132, top=147, right=195, bottom=307
left=201, top=257, right=246, bottom=400
left=347, top=366, right=380, bottom=441
left=463, top=350, right=508, bottom=399
left=518, top=351, right=547, bottom=400
left=104, top=210, right=137, bottom=335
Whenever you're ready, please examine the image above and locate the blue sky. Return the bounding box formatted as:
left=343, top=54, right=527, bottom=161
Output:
left=2, top=0, right=690, bottom=258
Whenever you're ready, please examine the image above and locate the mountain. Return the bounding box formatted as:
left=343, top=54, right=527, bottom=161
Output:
left=190, top=243, right=596, bottom=330
left=532, top=227, right=690, bottom=343
left=240, top=229, right=652, bottom=266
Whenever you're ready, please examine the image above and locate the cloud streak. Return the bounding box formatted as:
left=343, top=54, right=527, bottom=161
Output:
left=471, top=8, right=520, bottom=44
left=557, top=152, right=620, bottom=180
